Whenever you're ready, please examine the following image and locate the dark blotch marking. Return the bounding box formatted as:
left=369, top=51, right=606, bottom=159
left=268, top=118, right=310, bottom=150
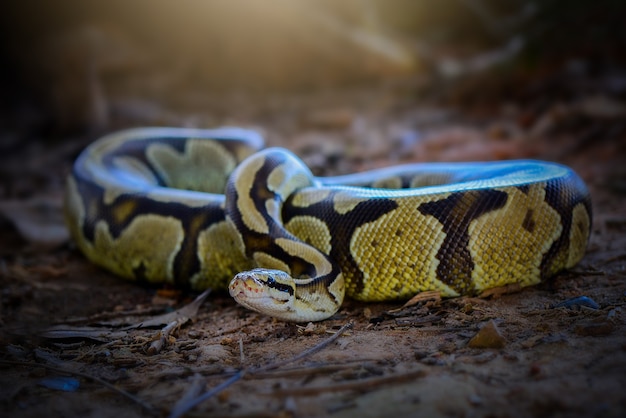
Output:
left=225, top=152, right=350, bottom=305
left=522, top=209, right=536, bottom=233
left=417, top=189, right=508, bottom=294
left=226, top=153, right=336, bottom=284
left=73, top=173, right=226, bottom=287
left=540, top=176, right=592, bottom=278
left=283, top=194, right=399, bottom=295
left=120, top=196, right=224, bottom=287
left=70, top=133, right=261, bottom=288
left=132, top=262, right=147, bottom=282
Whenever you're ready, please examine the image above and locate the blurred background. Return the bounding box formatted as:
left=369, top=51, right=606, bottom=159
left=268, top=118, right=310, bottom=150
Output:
left=0, top=0, right=625, bottom=210
left=1, top=0, right=624, bottom=136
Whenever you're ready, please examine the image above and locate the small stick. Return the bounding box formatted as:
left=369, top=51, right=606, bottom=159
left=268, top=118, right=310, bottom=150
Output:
left=147, top=319, right=186, bottom=355
left=239, top=337, right=245, bottom=364
left=249, top=361, right=374, bottom=379
left=266, top=368, right=427, bottom=396
left=168, top=371, right=245, bottom=418
left=169, top=373, right=205, bottom=418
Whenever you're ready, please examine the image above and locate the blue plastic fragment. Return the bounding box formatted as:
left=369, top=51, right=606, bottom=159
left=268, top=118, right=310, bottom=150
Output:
left=553, top=296, right=600, bottom=310
left=38, top=376, right=80, bottom=392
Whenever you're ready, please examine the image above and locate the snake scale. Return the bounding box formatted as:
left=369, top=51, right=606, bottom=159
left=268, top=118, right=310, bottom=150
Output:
left=64, top=127, right=592, bottom=321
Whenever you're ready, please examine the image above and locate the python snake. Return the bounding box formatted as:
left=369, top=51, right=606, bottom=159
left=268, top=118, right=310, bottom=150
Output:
left=64, top=127, right=592, bottom=321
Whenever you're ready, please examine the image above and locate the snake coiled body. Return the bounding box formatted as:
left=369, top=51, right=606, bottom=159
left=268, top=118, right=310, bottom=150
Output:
left=64, top=128, right=592, bottom=321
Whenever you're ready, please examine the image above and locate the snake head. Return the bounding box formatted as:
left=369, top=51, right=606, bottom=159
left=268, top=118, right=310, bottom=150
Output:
left=229, top=268, right=297, bottom=319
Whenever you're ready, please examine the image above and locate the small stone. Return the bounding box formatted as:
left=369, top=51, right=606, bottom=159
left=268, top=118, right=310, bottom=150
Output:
left=421, top=356, right=446, bottom=366
left=438, top=341, right=457, bottom=354
left=220, top=337, right=234, bottom=345
left=468, top=320, right=507, bottom=349
left=414, top=350, right=429, bottom=360
left=187, top=330, right=203, bottom=339
left=198, top=344, right=232, bottom=362
left=607, top=307, right=622, bottom=320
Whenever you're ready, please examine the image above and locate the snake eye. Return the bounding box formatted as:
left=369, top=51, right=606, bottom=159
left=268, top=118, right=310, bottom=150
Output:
left=264, top=273, right=294, bottom=295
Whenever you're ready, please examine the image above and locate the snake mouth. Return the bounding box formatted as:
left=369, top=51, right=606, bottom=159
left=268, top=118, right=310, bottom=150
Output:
left=229, top=278, right=263, bottom=299
left=229, top=272, right=264, bottom=293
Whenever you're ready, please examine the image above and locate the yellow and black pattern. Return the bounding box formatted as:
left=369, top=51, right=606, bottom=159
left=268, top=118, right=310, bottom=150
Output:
left=65, top=127, right=592, bottom=321
left=64, top=128, right=262, bottom=290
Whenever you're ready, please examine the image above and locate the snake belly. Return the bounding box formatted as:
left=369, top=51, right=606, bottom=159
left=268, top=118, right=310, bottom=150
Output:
left=65, top=127, right=592, bottom=322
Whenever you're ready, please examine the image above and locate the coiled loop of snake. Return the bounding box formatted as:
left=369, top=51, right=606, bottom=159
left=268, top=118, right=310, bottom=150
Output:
left=65, top=127, right=592, bottom=321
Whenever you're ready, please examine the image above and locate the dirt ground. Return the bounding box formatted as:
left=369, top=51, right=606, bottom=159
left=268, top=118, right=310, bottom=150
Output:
left=1, top=81, right=625, bottom=417
left=1, top=3, right=626, bottom=418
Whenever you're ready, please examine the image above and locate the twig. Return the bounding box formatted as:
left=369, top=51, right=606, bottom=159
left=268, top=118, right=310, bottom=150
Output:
left=147, top=319, right=186, bottom=355
left=168, top=371, right=245, bottom=418
left=266, top=368, right=427, bottom=396
left=249, top=360, right=377, bottom=379
left=239, top=337, right=245, bottom=364
left=0, top=359, right=157, bottom=415
left=169, top=373, right=206, bottom=418
left=168, top=321, right=353, bottom=418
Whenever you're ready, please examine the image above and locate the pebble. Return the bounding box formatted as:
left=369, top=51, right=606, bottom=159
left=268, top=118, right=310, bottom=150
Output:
left=187, top=330, right=203, bottom=339
left=467, top=320, right=507, bottom=349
